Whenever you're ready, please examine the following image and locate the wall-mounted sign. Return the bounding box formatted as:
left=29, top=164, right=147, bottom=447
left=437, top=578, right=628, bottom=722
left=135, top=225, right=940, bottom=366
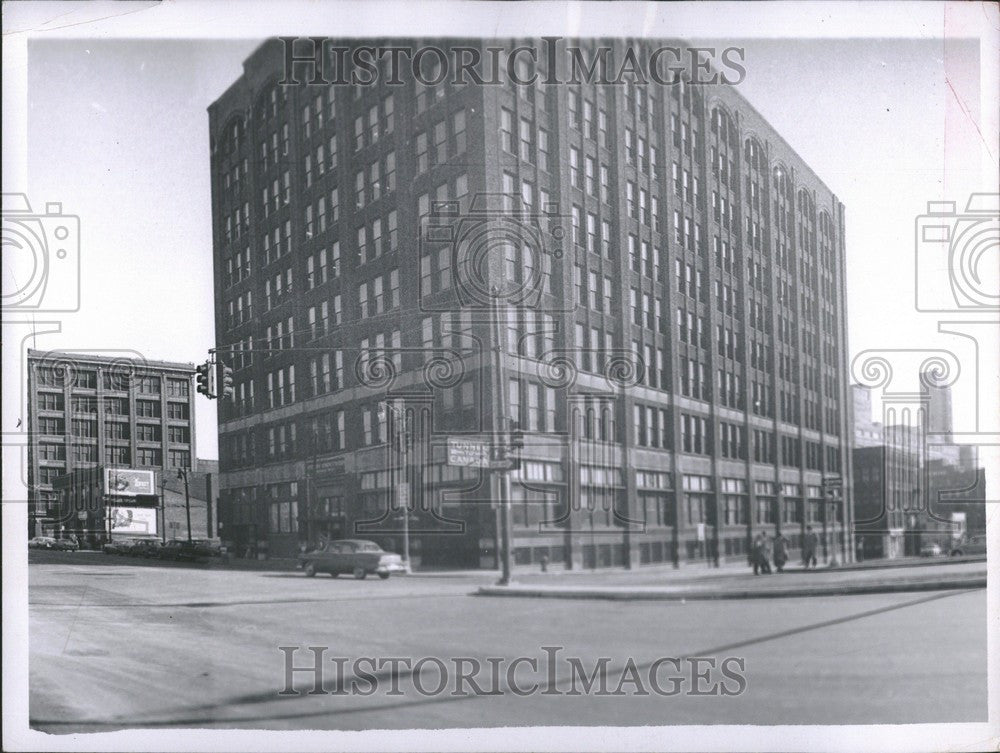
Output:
left=108, top=506, right=157, bottom=535
left=104, top=468, right=155, bottom=496
left=314, top=456, right=347, bottom=476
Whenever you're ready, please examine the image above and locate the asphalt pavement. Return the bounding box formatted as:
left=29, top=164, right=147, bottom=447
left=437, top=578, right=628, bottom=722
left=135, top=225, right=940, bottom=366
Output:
left=28, top=551, right=988, bottom=731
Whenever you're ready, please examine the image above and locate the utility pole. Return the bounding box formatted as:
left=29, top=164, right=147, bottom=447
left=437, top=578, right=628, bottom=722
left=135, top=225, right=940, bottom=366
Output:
left=178, top=468, right=192, bottom=542
left=159, top=474, right=167, bottom=543
left=492, top=286, right=513, bottom=586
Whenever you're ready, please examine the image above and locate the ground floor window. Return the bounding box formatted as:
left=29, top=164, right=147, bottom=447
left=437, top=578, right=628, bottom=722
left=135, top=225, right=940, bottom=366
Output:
left=685, top=494, right=709, bottom=524
left=638, top=538, right=674, bottom=564
left=269, top=500, right=298, bottom=533
left=723, top=537, right=749, bottom=556
left=756, top=497, right=775, bottom=524
left=639, top=492, right=673, bottom=527
left=510, top=485, right=560, bottom=529
left=782, top=498, right=801, bottom=525
left=722, top=495, right=747, bottom=525
left=580, top=486, right=617, bottom=527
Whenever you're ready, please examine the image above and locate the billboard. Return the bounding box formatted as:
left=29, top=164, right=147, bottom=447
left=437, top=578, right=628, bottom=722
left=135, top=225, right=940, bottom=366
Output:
left=104, top=468, right=156, bottom=496
left=108, top=506, right=158, bottom=535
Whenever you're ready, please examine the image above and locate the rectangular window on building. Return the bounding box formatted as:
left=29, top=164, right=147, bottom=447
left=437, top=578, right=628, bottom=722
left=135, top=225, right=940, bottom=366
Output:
left=500, top=108, right=514, bottom=153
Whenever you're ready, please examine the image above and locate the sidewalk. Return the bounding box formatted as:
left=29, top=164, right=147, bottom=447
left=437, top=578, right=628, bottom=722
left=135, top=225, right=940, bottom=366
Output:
left=188, top=552, right=987, bottom=580
left=476, top=560, right=987, bottom=601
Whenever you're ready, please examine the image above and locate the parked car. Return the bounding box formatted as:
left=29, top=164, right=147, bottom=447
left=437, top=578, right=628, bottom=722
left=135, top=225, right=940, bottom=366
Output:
left=919, top=542, right=943, bottom=557
left=298, top=539, right=406, bottom=579
left=189, top=539, right=224, bottom=557
left=950, top=535, right=987, bottom=557
left=158, top=540, right=193, bottom=561
left=158, top=539, right=212, bottom=562
left=132, top=540, right=164, bottom=558
left=104, top=538, right=141, bottom=555
left=31, top=536, right=78, bottom=551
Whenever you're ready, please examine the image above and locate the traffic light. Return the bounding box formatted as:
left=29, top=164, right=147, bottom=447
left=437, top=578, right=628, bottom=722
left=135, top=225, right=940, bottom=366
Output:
left=195, top=361, right=216, bottom=399
left=217, top=363, right=234, bottom=399
left=508, top=420, right=524, bottom=469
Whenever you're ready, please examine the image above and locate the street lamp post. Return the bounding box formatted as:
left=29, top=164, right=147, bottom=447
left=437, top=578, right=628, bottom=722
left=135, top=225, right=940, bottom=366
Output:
left=400, top=409, right=411, bottom=574
left=380, top=400, right=412, bottom=574
left=491, top=286, right=514, bottom=586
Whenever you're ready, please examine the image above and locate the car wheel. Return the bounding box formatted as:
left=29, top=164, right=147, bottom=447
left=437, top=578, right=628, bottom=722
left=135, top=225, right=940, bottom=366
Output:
left=378, top=573, right=390, bottom=580
left=353, top=566, right=367, bottom=580
left=952, top=550, right=962, bottom=557
left=329, top=571, right=339, bottom=578
left=304, top=562, right=317, bottom=577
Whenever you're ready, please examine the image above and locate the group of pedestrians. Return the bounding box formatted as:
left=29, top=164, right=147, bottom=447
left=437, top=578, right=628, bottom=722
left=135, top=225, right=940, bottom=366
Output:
left=750, top=525, right=820, bottom=575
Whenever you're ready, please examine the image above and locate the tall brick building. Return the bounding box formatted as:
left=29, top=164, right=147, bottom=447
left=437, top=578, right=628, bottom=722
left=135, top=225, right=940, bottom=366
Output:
left=208, top=38, right=853, bottom=567
left=26, top=349, right=197, bottom=537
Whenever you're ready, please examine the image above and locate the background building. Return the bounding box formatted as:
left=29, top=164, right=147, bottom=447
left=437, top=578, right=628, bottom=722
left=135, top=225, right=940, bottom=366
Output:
left=851, top=384, right=883, bottom=449
left=26, top=349, right=198, bottom=538
left=920, top=366, right=954, bottom=439
left=853, top=422, right=919, bottom=559
left=851, top=377, right=986, bottom=559
left=50, top=463, right=217, bottom=547
left=209, top=38, right=853, bottom=567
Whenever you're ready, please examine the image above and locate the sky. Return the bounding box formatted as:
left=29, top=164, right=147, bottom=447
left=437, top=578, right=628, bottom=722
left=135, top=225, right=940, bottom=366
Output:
left=13, top=30, right=997, bottom=461
left=23, top=39, right=260, bottom=460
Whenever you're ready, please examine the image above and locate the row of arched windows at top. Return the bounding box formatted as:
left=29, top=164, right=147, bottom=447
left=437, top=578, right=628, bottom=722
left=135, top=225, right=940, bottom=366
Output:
left=710, top=106, right=834, bottom=230
left=217, top=82, right=289, bottom=159
left=710, top=105, right=830, bottom=215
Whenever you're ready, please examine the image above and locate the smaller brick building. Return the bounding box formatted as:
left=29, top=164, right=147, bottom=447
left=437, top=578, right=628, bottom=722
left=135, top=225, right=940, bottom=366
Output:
left=51, top=464, right=218, bottom=547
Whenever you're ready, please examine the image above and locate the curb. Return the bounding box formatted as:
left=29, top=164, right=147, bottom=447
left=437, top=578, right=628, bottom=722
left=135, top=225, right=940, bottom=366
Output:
left=475, top=576, right=986, bottom=601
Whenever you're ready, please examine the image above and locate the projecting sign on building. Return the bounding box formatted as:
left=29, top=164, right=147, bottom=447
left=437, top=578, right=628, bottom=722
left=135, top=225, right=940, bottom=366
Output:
left=446, top=438, right=512, bottom=470
left=447, top=438, right=492, bottom=468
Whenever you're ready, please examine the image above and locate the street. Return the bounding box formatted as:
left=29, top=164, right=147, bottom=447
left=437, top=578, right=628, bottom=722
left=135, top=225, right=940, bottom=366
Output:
left=29, top=553, right=987, bottom=731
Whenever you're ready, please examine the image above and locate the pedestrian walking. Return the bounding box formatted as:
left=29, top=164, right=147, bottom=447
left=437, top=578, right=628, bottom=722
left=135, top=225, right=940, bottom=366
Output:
left=772, top=532, right=789, bottom=572
left=751, top=533, right=771, bottom=575
left=751, top=534, right=764, bottom=575
left=803, top=525, right=819, bottom=569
